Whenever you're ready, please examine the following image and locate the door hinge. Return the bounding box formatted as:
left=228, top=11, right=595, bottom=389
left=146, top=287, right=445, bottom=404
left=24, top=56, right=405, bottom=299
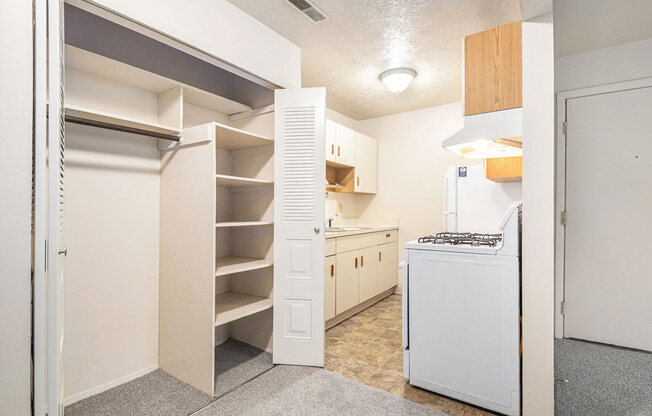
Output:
left=563, top=120, right=568, bottom=135
left=44, top=239, right=49, bottom=272
left=561, top=211, right=568, bottom=226
left=561, top=300, right=567, bottom=315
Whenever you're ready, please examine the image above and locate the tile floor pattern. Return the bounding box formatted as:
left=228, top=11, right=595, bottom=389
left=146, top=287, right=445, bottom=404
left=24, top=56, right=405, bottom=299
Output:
left=325, top=294, right=497, bottom=416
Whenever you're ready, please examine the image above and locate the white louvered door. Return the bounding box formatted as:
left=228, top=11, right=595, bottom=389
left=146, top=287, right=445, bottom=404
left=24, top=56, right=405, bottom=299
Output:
left=273, top=88, right=326, bottom=366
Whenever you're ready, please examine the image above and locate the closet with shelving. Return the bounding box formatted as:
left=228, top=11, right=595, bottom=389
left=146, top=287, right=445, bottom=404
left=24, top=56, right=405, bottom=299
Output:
left=61, top=2, right=278, bottom=403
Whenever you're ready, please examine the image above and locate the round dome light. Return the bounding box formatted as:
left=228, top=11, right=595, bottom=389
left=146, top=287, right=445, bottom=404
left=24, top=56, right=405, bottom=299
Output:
left=379, top=68, right=417, bottom=94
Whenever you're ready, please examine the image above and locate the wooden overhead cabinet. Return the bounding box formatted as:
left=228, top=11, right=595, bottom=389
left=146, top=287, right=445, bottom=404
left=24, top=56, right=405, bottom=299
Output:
left=485, top=156, right=522, bottom=183
left=465, top=20, right=522, bottom=116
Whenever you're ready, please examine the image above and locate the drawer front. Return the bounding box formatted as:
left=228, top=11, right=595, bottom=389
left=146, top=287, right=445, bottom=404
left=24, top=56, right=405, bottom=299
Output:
left=337, top=233, right=378, bottom=253
left=377, top=229, right=398, bottom=244
left=325, top=238, right=337, bottom=256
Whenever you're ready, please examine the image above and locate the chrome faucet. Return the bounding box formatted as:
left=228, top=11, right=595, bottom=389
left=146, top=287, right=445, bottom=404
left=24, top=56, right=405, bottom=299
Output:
left=327, top=214, right=338, bottom=228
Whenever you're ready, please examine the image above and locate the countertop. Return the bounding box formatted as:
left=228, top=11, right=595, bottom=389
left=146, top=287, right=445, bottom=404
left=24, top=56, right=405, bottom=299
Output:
left=325, top=225, right=398, bottom=239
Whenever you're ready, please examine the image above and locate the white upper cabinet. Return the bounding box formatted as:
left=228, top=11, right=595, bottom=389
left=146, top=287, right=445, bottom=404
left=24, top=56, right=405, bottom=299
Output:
left=335, top=124, right=356, bottom=166
left=354, top=133, right=378, bottom=194
left=325, top=119, right=337, bottom=163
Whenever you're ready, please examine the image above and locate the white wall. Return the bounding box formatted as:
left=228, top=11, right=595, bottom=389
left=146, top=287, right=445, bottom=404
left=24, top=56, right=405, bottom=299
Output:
left=79, top=0, right=301, bottom=89
left=63, top=124, right=161, bottom=404
left=522, top=13, right=555, bottom=416
left=0, top=1, right=32, bottom=414
left=555, top=37, right=652, bottom=92
left=357, top=103, right=477, bottom=289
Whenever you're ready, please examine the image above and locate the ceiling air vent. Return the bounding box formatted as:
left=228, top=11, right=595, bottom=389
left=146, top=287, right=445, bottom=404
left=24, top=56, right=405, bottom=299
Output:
left=285, top=0, right=329, bottom=23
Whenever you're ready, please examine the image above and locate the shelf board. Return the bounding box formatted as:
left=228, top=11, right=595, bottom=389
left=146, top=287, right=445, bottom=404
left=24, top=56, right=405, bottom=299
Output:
left=215, top=256, right=273, bottom=277
left=215, top=292, right=273, bottom=326
left=326, top=159, right=355, bottom=169
left=214, top=122, right=273, bottom=150
left=65, top=104, right=181, bottom=137
left=215, top=221, right=273, bottom=228
left=216, top=174, right=273, bottom=187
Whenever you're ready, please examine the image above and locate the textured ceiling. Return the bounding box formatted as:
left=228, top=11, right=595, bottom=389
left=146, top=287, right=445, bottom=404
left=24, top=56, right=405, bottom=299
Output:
left=554, top=0, right=652, bottom=58
left=226, top=0, right=521, bottom=120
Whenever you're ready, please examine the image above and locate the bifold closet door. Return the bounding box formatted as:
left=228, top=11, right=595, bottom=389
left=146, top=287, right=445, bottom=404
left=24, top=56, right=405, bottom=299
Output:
left=34, top=0, right=66, bottom=415
left=273, top=88, right=326, bottom=366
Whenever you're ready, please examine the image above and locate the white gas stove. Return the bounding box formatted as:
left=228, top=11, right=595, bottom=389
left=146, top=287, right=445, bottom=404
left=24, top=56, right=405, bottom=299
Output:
left=401, top=201, right=521, bottom=416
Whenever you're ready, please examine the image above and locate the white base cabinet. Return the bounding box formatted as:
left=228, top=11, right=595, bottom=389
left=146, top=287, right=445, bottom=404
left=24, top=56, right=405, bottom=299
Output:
left=378, top=241, right=399, bottom=292
left=327, top=228, right=398, bottom=320
left=336, top=250, right=360, bottom=314
left=358, top=246, right=378, bottom=302
left=325, top=255, right=336, bottom=321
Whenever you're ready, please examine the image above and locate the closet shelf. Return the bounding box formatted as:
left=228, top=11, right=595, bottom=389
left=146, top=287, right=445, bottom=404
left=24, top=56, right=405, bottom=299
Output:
left=215, top=221, right=274, bottom=228
left=65, top=104, right=181, bottom=139
left=215, top=292, right=273, bottom=326
left=215, top=174, right=273, bottom=187
left=215, top=256, right=273, bottom=277
left=214, top=122, right=273, bottom=150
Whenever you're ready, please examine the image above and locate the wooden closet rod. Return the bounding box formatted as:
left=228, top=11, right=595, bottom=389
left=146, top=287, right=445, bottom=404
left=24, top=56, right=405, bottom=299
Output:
left=65, top=115, right=181, bottom=142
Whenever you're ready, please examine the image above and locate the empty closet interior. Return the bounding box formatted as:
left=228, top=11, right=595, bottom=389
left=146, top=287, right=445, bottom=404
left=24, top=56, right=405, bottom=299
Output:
left=63, top=3, right=277, bottom=403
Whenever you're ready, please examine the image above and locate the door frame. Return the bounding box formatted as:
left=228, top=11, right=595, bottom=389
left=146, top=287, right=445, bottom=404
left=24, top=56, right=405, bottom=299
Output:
left=554, top=77, right=652, bottom=338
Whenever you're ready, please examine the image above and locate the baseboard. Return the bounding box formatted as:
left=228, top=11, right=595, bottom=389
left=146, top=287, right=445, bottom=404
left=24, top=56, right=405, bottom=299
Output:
left=326, top=287, right=396, bottom=330
left=64, top=363, right=159, bottom=406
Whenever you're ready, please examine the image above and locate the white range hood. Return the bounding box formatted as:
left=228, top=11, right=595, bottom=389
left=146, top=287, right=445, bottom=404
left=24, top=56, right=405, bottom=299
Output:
left=443, top=107, right=523, bottom=159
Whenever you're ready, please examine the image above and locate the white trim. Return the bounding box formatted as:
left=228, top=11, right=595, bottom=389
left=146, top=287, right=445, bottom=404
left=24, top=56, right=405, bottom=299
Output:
left=554, top=76, right=652, bottom=338
left=63, top=364, right=159, bottom=406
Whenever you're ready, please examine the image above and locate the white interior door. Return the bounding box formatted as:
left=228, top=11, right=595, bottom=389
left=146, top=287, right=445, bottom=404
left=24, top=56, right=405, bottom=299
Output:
left=273, top=88, right=326, bottom=366
left=564, top=85, right=652, bottom=351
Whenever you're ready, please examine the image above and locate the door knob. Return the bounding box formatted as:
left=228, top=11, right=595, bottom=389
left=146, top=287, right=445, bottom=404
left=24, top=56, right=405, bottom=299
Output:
left=314, top=227, right=320, bottom=234
left=58, top=248, right=67, bottom=257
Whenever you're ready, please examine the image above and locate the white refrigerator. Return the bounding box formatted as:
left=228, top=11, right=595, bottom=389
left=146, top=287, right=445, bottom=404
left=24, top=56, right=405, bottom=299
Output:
left=443, top=165, right=522, bottom=233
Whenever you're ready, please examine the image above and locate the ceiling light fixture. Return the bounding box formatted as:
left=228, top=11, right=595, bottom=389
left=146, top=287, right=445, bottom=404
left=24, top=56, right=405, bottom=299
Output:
left=380, top=68, right=417, bottom=94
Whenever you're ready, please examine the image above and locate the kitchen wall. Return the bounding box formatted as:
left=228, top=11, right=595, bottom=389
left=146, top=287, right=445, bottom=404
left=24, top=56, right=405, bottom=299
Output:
left=555, top=37, right=652, bottom=92
left=357, top=102, right=477, bottom=291
left=0, top=1, right=32, bottom=414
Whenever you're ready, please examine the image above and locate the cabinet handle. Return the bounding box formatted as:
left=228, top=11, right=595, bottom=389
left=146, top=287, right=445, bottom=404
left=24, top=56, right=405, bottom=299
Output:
left=355, top=257, right=358, bottom=268
left=361, top=255, right=364, bottom=267
left=379, top=251, right=382, bottom=261
left=330, top=264, right=334, bottom=277
left=337, top=146, right=340, bottom=156
left=331, top=144, right=334, bottom=155
left=357, top=176, right=360, bottom=186
left=386, top=233, right=391, bottom=238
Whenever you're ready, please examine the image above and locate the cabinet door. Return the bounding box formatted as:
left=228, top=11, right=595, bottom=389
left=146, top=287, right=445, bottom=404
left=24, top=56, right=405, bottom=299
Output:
left=464, top=20, right=522, bottom=116
left=335, top=124, right=356, bottom=166
left=325, top=255, right=336, bottom=321
left=336, top=250, right=359, bottom=314
left=325, top=119, right=337, bottom=162
left=354, top=133, right=378, bottom=194
left=378, top=242, right=398, bottom=292
left=358, top=246, right=379, bottom=302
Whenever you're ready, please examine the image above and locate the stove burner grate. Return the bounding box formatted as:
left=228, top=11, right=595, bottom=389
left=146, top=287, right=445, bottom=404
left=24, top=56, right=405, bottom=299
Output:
left=418, top=232, right=502, bottom=247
